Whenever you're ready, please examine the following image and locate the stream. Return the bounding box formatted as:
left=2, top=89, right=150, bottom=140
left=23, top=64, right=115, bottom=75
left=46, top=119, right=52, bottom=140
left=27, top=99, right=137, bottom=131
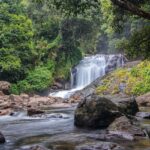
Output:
left=0, top=106, right=150, bottom=150
left=0, top=54, right=150, bottom=150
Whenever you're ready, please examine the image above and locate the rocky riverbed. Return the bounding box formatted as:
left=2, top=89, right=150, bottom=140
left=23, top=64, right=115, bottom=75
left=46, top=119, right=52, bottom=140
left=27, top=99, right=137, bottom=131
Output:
left=0, top=81, right=74, bottom=117
left=0, top=59, right=150, bottom=150
left=0, top=104, right=150, bottom=150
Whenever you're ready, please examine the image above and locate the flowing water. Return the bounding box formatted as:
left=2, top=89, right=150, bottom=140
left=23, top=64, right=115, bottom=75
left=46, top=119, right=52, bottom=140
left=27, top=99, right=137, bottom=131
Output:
left=50, top=54, right=124, bottom=98
left=0, top=106, right=150, bottom=150
left=0, top=54, right=150, bottom=150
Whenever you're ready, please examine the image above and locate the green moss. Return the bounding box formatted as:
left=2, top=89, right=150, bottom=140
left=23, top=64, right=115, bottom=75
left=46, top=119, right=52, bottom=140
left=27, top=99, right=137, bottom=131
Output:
left=96, top=60, right=150, bottom=96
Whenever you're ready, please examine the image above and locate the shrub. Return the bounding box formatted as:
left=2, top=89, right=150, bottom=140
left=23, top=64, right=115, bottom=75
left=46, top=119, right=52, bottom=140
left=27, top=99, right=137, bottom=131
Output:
left=96, top=60, right=150, bottom=96
left=10, top=61, right=55, bottom=94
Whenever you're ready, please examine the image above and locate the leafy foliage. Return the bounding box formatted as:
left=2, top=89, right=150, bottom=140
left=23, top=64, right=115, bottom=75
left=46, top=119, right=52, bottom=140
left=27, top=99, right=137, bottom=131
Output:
left=0, top=1, right=35, bottom=82
left=10, top=61, right=55, bottom=94
left=1, top=0, right=150, bottom=94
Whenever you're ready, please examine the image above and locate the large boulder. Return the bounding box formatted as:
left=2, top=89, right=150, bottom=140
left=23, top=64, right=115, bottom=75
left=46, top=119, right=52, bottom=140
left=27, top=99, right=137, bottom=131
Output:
left=136, top=92, right=150, bottom=107
left=0, top=132, right=5, bottom=144
left=74, top=94, right=122, bottom=128
left=108, top=116, right=146, bottom=140
left=108, top=95, right=139, bottom=116
left=0, top=81, right=11, bottom=95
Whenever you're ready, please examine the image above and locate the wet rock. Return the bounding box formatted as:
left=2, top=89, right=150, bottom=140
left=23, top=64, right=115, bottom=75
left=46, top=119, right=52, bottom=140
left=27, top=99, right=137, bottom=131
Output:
left=19, top=145, right=49, bottom=150
left=0, top=81, right=11, bottom=95
left=0, top=108, right=13, bottom=116
left=74, top=94, right=122, bottom=128
left=29, top=96, right=56, bottom=108
left=136, top=92, right=150, bottom=107
left=0, top=91, right=4, bottom=96
left=0, top=92, right=67, bottom=116
left=27, top=108, right=44, bottom=116
left=109, top=96, right=139, bottom=116
left=75, top=142, right=125, bottom=150
left=108, top=116, right=146, bottom=140
left=53, top=82, right=63, bottom=89
left=136, top=112, right=150, bottom=119
left=0, top=132, right=5, bottom=144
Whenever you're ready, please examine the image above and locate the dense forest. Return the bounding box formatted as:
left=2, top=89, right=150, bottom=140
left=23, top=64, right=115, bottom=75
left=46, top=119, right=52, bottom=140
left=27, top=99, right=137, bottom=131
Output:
left=0, top=0, right=150, bottom=94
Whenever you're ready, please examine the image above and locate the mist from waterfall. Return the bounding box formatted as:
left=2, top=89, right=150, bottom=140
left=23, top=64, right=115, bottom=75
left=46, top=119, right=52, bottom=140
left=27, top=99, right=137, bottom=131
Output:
left=50, top=54, right=124, bottom=98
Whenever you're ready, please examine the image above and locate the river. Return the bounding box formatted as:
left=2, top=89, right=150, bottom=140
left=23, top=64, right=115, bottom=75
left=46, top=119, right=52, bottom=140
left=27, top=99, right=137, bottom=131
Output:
left=0, top=106, right=150, bottom=150
left=0, top=54, right=150, bottom=150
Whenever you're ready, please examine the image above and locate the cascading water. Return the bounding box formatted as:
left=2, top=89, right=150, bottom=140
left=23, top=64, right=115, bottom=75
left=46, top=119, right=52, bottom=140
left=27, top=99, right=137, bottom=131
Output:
left=71, top=55, right=106, bottom=88
left=50, top=54, right=124, bottom=98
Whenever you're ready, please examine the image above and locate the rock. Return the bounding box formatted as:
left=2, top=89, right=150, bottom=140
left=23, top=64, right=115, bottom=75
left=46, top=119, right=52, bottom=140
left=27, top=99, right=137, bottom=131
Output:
left=19, top=145, right=48, bottom=150
left=108, top=116, right=146, bottom=140
left=74, top=94, right=122, bottom=128
left=136, top=112, right=150, bottom=119
left=0, top=92, right=66, bottom=116
left=0, top=91, right=4, bottom=96
left=0, top=81, right=11, bottom=95
left=0, top=108, right=13, bottom=116
left=75, top=142, right=125, bottom=150
left=109, top=96, right=139, bottom=116
left=0, top=132, right=5, bottom=144
left=20, top=93, right=29, bottom=99
left=136, top=92, right=150, bottom=107
left=53, top=82, right=63, bottom=89
left=123, top=60, right=141, bottom=68
left=29, top=96, right=56, bottom=108
left=27, top=108, right=44, bottom=116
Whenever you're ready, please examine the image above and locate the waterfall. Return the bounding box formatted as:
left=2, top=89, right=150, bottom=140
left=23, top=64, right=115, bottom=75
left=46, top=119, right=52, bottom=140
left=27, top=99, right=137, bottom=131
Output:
left=71, top=55, right=106, bottom=88
left=50, top=54, right=124, bottom=98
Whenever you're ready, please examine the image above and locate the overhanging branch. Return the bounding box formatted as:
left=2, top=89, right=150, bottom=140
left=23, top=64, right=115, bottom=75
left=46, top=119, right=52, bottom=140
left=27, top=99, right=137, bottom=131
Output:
left=111, top=0, right=150, bottom=20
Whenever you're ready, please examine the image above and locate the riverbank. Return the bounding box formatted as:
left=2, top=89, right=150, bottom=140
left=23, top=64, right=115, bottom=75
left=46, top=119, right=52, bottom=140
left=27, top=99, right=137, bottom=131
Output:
left=0, top=81, right=75, bottom=117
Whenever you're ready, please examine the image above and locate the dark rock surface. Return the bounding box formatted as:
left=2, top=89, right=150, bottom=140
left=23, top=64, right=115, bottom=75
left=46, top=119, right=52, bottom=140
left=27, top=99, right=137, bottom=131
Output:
left=105, top=95, right=139, bottom=116
left=0, top=132, right=5, bottom=144
left=75, top=142, right=125, bottom=150
left=108, top=116, right=146, bottom=140
left=27, top=108, right=44, bottom=116
left=19, top=145, right=48, bottom=150
left=74, top=94, right=122, bottom=128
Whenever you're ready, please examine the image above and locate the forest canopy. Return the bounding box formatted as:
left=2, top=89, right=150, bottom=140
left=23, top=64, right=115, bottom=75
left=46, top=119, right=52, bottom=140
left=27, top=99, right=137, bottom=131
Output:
left=0, top=0, right=150, bottom=94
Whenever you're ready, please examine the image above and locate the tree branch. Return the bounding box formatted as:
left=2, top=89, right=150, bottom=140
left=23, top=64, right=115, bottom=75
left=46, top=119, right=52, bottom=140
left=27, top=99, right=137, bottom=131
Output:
left=111, top=0, right=150, bottom=20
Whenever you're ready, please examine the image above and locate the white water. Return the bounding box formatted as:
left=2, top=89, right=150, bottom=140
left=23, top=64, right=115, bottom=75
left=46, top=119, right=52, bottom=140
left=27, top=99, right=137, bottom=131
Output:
left=50, top=54, right=124, bottom=98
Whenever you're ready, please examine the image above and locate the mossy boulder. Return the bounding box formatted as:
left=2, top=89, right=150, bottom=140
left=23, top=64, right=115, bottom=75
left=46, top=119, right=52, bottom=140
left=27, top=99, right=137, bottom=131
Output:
left=108, top=96, right=139, bottom=116
left=74, top=94, right=122, bottom=128
left=74, top=94, right=139, bottom=129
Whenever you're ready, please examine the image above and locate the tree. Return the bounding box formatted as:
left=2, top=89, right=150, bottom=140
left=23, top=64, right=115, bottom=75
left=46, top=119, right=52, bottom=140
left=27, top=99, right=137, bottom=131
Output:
left=51, top=0, right=150, bottom=19
left=111, top=0, right=150, bottom=20
left=0, top=0, right=36, bottom=82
